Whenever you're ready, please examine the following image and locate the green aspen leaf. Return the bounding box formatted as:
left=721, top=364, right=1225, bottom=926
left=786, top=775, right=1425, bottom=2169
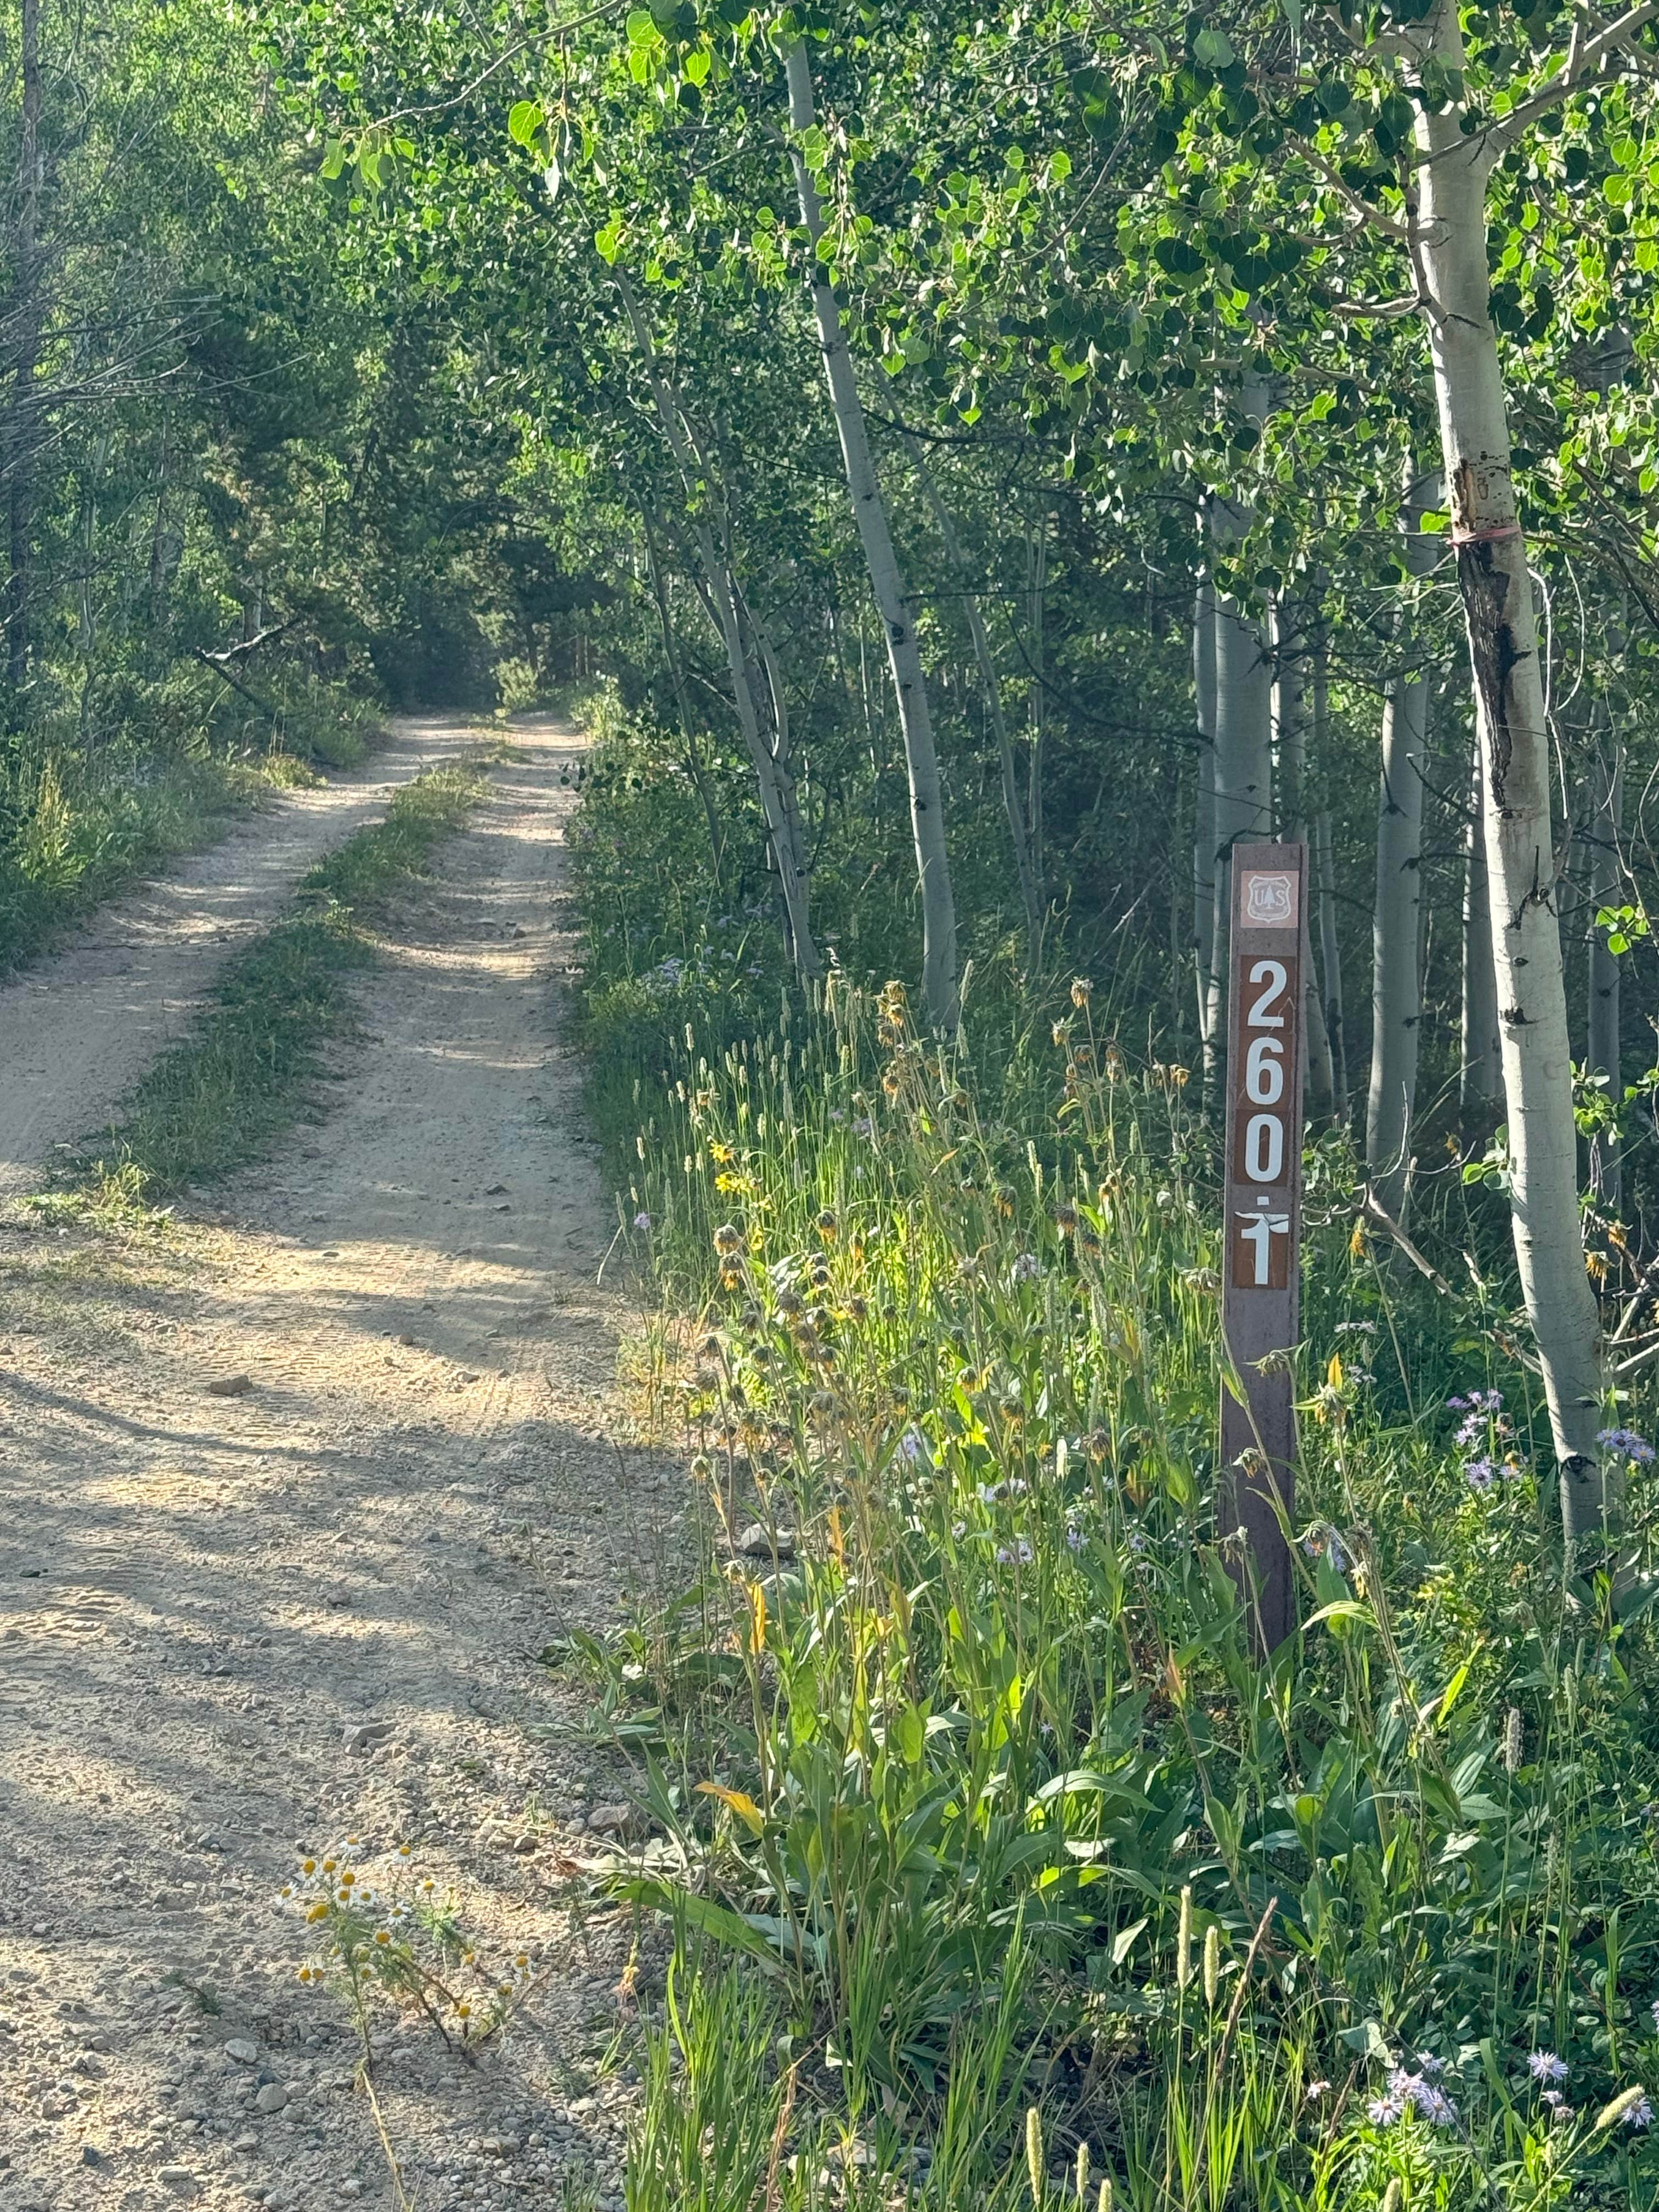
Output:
left=1604, top=173, right=1633, bottom=205
left=1419, top=509, right=1450, bottom=533
left=595, top=219, right=623, bottom=265
left=320, top=138, right=347, bottom=180
left=1049, top=148, right=1072, bottom=182
left=684, top=46, right=711, bottom=84
left=1194, top=24, right=1235, bottom=67
left=507, top=99, right=543, bottom=147
left=626, top=7, right=657, bottom=41
left=628, top=44, right=649, bottom=81
left=1638, top=239, right=1658, bottom=272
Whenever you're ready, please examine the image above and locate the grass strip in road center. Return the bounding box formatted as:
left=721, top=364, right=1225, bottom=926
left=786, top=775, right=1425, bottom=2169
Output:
left=49, top=758, right=490, bottom=1211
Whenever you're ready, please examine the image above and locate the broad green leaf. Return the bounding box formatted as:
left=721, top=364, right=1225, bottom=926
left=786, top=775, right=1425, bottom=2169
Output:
left=507, top=99, right=543, bottom=148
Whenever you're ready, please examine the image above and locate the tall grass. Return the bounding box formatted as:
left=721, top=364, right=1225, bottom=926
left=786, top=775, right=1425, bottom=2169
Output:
left=565, top=716, right=1659, bottom=2209
left=0, top=676, right=381, bottom=976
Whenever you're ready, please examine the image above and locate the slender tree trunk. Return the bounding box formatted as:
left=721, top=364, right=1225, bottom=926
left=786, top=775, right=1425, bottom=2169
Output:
left=149, top=416, right=171, bottom=627
left=1273, top=595, right=1335, bottom=1116
left=1412, top=8, right=1607, bottom=1551
left=1026, top=511, right=1047, bottom=907
left=1460, top=731, right=1504, bottom=1124
left=5, top=0, right=44, bottom=700
left=1206, top=417, right=1273, bottom=1052
left=1193, top=569, right=1218, bottom=1077
left=1585, top=724, right=1623, bottom=1208
left=1307, top=619, right=1348, bottom=1122
left=905, top=432, right=1042, bottom=946
left=1365, top=469, right=1440, bottom=1222
left=784, top=41, right=958, bottom=1029
left=1316, top=810, right=1348, bottom=1122
left=611, top=268, right=819, bottom=975
left=641, top=498, right=725, bottom=883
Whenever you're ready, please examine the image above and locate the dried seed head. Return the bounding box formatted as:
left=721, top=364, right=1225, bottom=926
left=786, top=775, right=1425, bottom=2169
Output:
left=1203, top=1922, right=1220, bottom=2010
left=1025, top=2108, right=1044, bottom=2205
left=1074, top=2142, right=1091, bottom=2202
left=1503, top=1706, right=1523, bottom=1774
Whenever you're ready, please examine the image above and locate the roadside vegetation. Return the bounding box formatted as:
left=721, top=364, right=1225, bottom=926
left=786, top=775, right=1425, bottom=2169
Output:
left=566, top=701, right=1659, bottom=2211
left=15, top=0, right=1659, bottom=2202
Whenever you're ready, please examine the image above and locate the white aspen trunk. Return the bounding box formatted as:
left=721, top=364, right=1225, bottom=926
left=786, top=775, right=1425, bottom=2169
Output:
left=785, top=41, right=958, bottom=1029
left=641, top=498, right=725, bottom=881
left=1586, top=727, right=1623, bottom=1207
left=1460, top=731, right=1504, bottom=1122
left=1412, top=8, right=1607, bottom=1550
left=1206, top=436, right=1272, bottom=1052
left=1026, top=512, right=1048, bottom=904
left=1316, top=809, right=1348, bottom=1122
left=5, top=0, right=42, bottom=695
left=905, top=432, right=1042, bottom=944
left=1193, top=570, right=1218, bottom=1074
left=1309, top=619, right=1349, bottom=1121
left=1273, top=596, right=1335, bottom=1116
left=612, top=269, right=820, bottom=975
left=1364, top=470, right=1439, bottom=1222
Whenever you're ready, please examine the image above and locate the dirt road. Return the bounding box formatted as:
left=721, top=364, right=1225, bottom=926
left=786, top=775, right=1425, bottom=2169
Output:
left=0, top=720, right=676, bottom=2212
left=0, top=716, right=476, bottom=1203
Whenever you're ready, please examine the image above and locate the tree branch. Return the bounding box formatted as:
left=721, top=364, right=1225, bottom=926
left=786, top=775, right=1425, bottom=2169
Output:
left=1491, top=0, right=1659, bottom=149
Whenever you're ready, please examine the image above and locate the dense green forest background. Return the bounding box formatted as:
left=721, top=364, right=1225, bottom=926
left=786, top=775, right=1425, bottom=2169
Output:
left=9, top=0, right=1659, bottom=2203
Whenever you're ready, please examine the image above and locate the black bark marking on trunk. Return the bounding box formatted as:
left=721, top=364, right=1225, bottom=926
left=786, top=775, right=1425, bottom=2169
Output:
left=1458, top=541, right=1521, bottom=808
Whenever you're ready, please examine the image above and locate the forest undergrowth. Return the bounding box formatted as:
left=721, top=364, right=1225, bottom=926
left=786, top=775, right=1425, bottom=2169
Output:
left=561, top=705, right=1659, bottom=2212
left=0, top=681, right=383, bottom=978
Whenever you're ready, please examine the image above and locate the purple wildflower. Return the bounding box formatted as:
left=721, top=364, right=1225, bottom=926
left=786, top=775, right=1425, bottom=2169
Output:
left=1011, top=1251, right=1043, bottom=1283
left=1465, top=1457, right=1498, bottom=1493
left=898, top=1427, right=931, bottom=1466
left=1598, top=1426, right=1656, bottom=1464
left=1065, top=1524, right=1085, bottom=1552
left=1373, top=2067, right=1458, bottom=2130
left=1528, top=2053, right=1568, bottom=2084
left=633, top=1211, right=652, bottom=1231
left=1626, top=2095, right=1655, bottom=2131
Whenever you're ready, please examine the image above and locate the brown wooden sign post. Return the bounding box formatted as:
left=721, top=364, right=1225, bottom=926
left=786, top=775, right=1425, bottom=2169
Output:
left=1221, top=840, right=1307, bottom=1650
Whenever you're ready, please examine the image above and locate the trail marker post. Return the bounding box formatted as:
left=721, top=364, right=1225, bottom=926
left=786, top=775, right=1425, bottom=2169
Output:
left=1220, top=840, right=1307, bottom=1650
